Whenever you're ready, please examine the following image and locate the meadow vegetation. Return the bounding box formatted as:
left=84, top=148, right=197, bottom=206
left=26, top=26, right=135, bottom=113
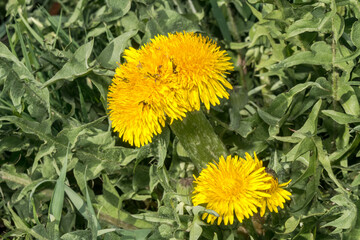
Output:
left=1, top=0, right=360, bottom=239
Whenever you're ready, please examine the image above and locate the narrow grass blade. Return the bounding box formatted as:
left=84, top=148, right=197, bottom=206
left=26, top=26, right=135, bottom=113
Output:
left=65, top=173, right=101, bottom=239
left=48, top=143, right=70, bottom=237
left=84, top=167, right=101, bottom=239
left=77, top=82, right=88, bottom=123
left=5, top=25, right=17, bottom=56
left=39, top=7, right=79, bottom=52
left=209, top=0, right=232, bottom=42
left=53, top=9, right=62, bottom=49
left=64, top=185, right=88, bottom=219
left=18, top=11, right=44, bottom=47
left=14, top=20, right=32, bottom=71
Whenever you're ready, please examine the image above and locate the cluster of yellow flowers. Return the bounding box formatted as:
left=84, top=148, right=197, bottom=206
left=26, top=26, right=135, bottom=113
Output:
left=192, top=153, right=292, bottom=225
left=107, top=32, right=291, bottom=226
left=107, top=32, right=233, bottom=147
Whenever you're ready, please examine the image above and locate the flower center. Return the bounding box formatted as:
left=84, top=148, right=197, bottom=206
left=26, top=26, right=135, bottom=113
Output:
left=220, top=176, right=245, bottom=200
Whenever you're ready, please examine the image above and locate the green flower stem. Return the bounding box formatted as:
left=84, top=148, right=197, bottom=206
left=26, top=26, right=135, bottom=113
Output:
left=171, top=110, right=228, bottom=170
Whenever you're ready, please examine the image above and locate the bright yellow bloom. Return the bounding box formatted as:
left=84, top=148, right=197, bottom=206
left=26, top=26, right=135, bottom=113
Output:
left=108, top=32, right=233, bottom=147
left=260, top=177, right=292, bottom=217
left=108, top=47, right=187, bottom=147
left=192, top=154, right=272, bottom=225
left=143, top=32, right=234, bottom=110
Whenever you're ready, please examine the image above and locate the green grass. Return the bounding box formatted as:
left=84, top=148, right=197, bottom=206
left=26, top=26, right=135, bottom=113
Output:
left=1, top=0, right=360, bottom=239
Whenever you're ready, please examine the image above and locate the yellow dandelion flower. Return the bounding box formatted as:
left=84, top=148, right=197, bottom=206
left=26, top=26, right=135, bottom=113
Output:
left=260, top=176, right=292, bottom=217
left=122, top=45, right=189, bottom=120
left=108, top=47, right=187, bottom=147
left=108, top=32, right=233, bottom=147
left=192, top=154, right=272, bottom=225
left=143, top=32, right=234, bottom=110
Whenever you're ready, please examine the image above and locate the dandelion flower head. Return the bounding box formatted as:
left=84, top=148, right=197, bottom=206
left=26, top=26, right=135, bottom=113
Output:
left=145, top=32, right=234, bottom=110
left=108, top=47, right=187, bottom=147
left=108, top=32, right=233, bottom=147
left=192, top=153, right=292, bottom=225
left=192, top=154, right=272, bottom=225
left=260, top=176, right=292, bottom=217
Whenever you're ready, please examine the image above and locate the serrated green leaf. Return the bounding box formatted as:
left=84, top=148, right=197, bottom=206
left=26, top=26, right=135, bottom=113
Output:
left=322, top=194, right=357, bottom=232
left=150, top=126, right=170, bottom=168
left=111, top=229, right=152, bottom=240
left=56, top=116, right=107, bottom=147
left=31, top=225, right=49, bottom=240
left=0, top=136, right=28, bottom=154
left=12, top=178, right=45, bottom=204
left=100, top=0, right=132, bottom=22
left=189, top=222, right=202, bottom=240
left=351, top=21, right=360, bottom=48
left=286, top=11, right=343, bottom=40
left=9, top=76, right=25, bottom=111
left=133, top=145, right=151, bottom=172
left=32, top=143, right=56, bottom=173
left=0, top=164, right=31, bottom=190
left=132, top=165, right=150, bottom=192
left=97, top=30, right=137, bottom=69
left=314, top=137, right=346, bottom=192
left=291, top=148, right=318, bottom=187
left=64, top=0, right=88, bottom=28
left=283, top=216, right=301, bottom=234
left=7, top=203, right=48, bottom=240
left=94, top=195, right=154, bottom=229
left=344, top=200, right=360, bottom=239
left=337, top=83, right=360, bottom=116
left=0, top=42, right=50, bottom=118
left=322, top=110, right=360, bottom=124
left=293, top=99, right=322, bottom=138
left=270, top=42, right=332, bottom=70
left=60, top=230, right=92, bottom=240
left=120, top=12, right=140, bottom=32
left=142, top=9, right=200, bottom=43
left=229, top=42, right=249, bottom=50
left=149, top=165, right=160, bottom=192
left=284, top=137, right=314, bottom=162
left=101, top=174, right=120, bottom=208
left=43, top=41, right=94, bottom=87
left=258, top=108, right=280, bottom=126
left=351, top=173, right=360, bottom=187
left=267, top=82, right=322, bottom=119
left=229, top=87, right=248, bottom=130
left=329, top=134, right=360, bottom=162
